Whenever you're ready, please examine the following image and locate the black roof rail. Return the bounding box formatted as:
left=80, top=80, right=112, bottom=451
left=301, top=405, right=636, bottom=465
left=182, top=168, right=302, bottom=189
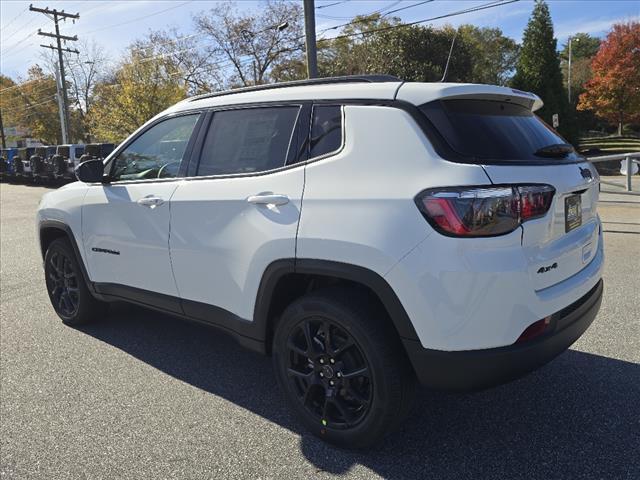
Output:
left=187, top=74, right=402, bottom=102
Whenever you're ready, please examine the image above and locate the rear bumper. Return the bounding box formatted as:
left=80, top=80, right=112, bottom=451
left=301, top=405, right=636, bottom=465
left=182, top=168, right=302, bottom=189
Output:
left=403, top=279, right=603, bottom=391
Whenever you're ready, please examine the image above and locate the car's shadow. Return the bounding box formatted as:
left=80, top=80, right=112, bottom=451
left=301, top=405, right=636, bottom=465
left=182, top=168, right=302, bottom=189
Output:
left=80, top=304, right=639, bottom=480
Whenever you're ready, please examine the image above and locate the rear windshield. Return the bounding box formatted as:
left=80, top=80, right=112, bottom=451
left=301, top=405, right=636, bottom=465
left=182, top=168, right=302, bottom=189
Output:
left=57, top=146, right=70, bottom=157
left=420, top=99, right=581, bottom=162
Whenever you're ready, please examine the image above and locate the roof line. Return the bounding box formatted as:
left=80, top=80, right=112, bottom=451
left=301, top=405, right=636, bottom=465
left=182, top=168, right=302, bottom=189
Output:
left=187, top=75, right=402, bottom=102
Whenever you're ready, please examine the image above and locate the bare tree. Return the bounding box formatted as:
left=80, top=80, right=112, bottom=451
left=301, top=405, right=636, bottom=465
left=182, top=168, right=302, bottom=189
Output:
left=194, top=0, right=303, bottom=88
left=133, top=29, right=219, bottom=95
left=64, top=40, right=108, bottom=118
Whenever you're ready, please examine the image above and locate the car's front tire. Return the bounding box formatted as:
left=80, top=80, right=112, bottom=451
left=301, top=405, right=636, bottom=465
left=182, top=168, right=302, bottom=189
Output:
left=272, top=288, right=416, bottom=449
left=44, top=238, right=108, bottom=325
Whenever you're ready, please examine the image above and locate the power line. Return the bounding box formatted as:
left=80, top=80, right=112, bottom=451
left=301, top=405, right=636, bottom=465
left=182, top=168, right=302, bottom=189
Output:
left=0, top=28, right=39, bottom=56
left=317, top=0, right=434, bottom=34
left=316, top=1, right=349, bottom=10
left=317, top=1, right=401, bottom=20
left=0, top=6, right=28, bottom=32
left=75, top=1, right=194, bottom=36
left=317, top=0, right=519, bottom=43
left=0, top=79, right=42, bottom=94
left=384, top=0, right=435, bottom=17
left=0, top=9, right=38, bottom=39
left=2, top=96, right=57, bottom=115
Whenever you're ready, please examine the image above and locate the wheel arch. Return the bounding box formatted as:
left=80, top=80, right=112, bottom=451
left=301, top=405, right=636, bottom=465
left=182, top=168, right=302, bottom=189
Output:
left=39, top=220, right=95, bottom=295
left=254, top=259, right=420, bottom=355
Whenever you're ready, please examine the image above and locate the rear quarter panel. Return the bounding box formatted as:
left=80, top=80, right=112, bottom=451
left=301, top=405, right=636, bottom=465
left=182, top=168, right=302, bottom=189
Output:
left=297, top=105, right=490, bottom=276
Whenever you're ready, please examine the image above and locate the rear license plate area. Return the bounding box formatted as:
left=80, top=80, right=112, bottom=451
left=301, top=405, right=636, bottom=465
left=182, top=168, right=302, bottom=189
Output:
left=565, top=194, right=582, bottom=232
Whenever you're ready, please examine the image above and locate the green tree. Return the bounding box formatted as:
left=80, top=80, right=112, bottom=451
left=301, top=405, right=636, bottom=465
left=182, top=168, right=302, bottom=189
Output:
left=512, top=1, right=573, bottom=141
left=458, top=25, right=519, bottom=85
left=308, top=15, right=474, bottom=83
left=560, top=32, right=600, bottom=60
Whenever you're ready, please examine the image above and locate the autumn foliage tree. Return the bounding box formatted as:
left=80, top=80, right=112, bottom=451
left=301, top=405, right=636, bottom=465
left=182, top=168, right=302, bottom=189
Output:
left=578, top=21, right=640, bottom=135
left=89, top=50, right=188, bottom=143
left=0, top=66, right=65, bottom=144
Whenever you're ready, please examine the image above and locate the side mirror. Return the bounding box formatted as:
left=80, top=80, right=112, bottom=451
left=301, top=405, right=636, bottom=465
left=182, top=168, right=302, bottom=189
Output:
left=75, top=158, right=106, bottom=183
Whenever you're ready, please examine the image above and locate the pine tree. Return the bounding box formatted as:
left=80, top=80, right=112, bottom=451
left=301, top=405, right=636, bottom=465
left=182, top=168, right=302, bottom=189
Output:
left=512, top=0, right=574, bottom=141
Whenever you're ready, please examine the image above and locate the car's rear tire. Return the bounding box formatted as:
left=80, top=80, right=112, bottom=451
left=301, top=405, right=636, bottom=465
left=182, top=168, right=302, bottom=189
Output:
left=272, top=287, right=416, bottom=449
left=44, top=238, right=108, bottom=325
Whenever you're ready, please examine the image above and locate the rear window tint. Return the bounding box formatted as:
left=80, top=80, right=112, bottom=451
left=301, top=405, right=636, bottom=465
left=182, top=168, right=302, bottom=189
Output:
left=198, top=106, right=299, bottom=176
left=420, top=99, right=581, bottom=162
left=310, top=105, right=342, bottom=158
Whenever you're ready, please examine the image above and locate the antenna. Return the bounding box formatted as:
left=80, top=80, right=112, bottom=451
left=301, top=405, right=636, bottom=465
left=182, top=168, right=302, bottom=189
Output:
left=440, top=28, right=459, bottom=83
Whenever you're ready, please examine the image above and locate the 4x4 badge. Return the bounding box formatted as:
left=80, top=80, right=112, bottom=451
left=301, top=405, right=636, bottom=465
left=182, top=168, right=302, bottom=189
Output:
left=537, top=262, right=558, bottom=274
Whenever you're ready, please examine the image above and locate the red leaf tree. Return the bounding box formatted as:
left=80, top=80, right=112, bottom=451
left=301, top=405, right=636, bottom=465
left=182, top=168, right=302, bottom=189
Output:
left=577, top=21, right=640, bottom=135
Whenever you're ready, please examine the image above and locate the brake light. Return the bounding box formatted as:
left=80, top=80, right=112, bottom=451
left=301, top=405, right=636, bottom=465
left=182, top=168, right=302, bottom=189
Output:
left=518, top=185, right=555, bottom=220
left=415, top=185, right=555, bottom=237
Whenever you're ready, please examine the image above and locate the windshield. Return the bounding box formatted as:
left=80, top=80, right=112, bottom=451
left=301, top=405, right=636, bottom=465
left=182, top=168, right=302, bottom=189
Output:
left=420, top=99, right=581, bottom=163
left=57, top=146, right=70, bottom=157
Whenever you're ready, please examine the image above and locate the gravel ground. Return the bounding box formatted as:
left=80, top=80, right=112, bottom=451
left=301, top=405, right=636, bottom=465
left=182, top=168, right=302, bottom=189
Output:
left=1, top=181, right=639, bottom=480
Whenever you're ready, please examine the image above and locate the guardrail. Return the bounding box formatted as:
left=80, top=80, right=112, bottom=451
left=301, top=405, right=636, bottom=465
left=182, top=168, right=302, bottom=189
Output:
left=587, top=152, right=640, bottom=193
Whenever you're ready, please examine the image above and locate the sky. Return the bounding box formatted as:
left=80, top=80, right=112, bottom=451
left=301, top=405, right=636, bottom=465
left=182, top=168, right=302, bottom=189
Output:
left=1, top=0, right=639, bottom=80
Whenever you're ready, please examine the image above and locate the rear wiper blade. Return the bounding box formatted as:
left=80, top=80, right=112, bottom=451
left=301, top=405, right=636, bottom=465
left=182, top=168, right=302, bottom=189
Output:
left=534, top=143, right=574, bottom=158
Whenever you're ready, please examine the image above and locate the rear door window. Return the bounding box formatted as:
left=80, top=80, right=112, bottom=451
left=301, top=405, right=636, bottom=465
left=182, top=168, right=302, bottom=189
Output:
left=420, top=99, right=581, bottom=162
left=197, top=106, right=299, bottom=176
left=309, top=105, right=342, bottom=158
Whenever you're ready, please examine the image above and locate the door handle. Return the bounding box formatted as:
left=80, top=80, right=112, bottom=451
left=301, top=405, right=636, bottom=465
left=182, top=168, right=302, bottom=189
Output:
left=137, top=196, right=165, bottom=208
left=247, top=194, right=290, bottom=206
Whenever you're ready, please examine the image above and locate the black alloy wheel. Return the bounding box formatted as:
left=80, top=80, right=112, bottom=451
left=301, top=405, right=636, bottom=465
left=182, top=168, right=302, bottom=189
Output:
left=286, top=317, right=372, bottom=430
left=273, top=289, right=416, bottom=449
left=45, top=248, right=80, bottom=319
left=44, top=238, right=108, bottom=325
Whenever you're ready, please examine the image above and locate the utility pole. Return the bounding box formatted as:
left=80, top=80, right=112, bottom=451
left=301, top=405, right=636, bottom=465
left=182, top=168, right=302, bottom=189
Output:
left=567, top=36, right=580, bottom=104
left=303, top=0, right=318, bottom=79
left=54, top=63, right=67, bottom=144
left=29, top=4, right=79, bottom=144
left=567, top=36, right=572, bottom=103
left=0, top=109, right=6, bottom=148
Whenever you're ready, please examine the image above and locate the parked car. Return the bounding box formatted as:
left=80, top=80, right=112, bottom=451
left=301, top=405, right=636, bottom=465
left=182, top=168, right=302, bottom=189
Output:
left=1, top=148, right=19, bottom=180
left=36, top=76, right=604, bottom=448
left=51, top=144, right=85, bottom=182
left=78, top=143, right=115, bottom=164
left=0, top=148, right=11, bottom=180
left=30, top=146, right=58, bottom=183
left=15, top=147, right=35, bottom=179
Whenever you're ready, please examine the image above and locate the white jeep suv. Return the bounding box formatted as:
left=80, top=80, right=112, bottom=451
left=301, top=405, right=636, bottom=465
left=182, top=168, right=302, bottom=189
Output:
left=37, top=76, right=604, bottom=448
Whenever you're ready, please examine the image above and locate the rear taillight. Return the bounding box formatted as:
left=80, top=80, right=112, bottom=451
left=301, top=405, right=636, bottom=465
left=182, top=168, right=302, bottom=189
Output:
left=415, top=184, right=555, bottom=237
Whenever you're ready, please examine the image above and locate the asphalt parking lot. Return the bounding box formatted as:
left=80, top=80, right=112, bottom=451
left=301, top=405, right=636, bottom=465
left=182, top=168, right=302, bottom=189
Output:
left=1, top=180, right=639, bottom=480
